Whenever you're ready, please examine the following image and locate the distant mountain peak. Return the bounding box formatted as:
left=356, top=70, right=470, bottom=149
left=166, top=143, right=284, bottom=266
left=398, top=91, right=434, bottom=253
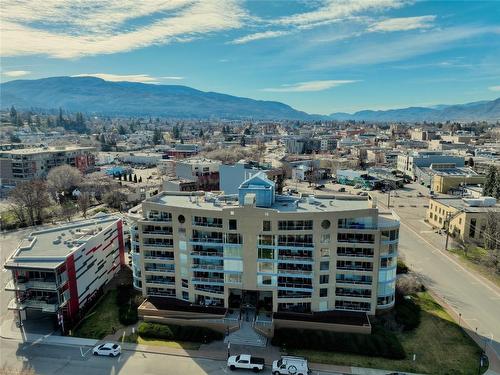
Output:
left=329, top=98, right=500, bottom=122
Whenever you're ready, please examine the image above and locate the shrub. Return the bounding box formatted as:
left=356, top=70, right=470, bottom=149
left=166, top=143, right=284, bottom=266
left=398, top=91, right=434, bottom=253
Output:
left=271, top=326, right=405, bottom=360
left=395, top=297, right=421, bottom=331
left=117, top=285, right=139, bottom=325
left=397, top=259, right=409, bottom=274
left=137, top=322, right=223, bottom=343
left=396, top=274, right=423, bottom=296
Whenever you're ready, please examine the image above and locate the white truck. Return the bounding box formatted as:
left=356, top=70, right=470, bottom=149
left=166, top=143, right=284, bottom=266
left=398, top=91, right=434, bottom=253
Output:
left=272, top=356, right=310, bottom=375
left=227, top=354, right=265, bottom=372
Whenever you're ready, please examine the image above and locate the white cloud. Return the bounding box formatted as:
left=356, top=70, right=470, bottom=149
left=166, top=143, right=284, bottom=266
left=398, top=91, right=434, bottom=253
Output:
left=2, top=70, right=31, bottom=77
left=311, top=26, right=500, bottom=69
left=161, top=76, right=184, bottom=80
left=275, top=0, right=402, bottom=29
left=262, top=80, right=358, bottom=92
left=72, top=73, right=161, bottom=84
left=0, top=0, right=246, bottom=58
left=231, top=30, right=291, bottom=44
left=489, top=85, right=500, bottom=92
left=368, top=15, right=436, bottom=32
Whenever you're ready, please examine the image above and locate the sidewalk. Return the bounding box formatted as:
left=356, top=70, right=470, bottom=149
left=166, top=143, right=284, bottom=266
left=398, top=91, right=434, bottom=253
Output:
left=0, top=315, right=428, bottom=375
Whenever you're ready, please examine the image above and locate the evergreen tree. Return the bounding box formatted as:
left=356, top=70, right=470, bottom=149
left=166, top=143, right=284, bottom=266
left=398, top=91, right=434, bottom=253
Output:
left=133, top=174, right=138, bottom=183
left=484, top=166, right=497, bottom=197
left=240, top=135, right=246, bottom=147
left=199, top=129, right=204, bottom=138
left=153, top=128, right=163, bottom=145
left=468, top=157, right=474, bottom=167
left=9, top=106, right=17, bottom=123
left=118, top=124, right=127, bottom=135
left=129, top=173, right=133, bottom=182
left=57, top=108, right=64, bottom=127
left=495, top=170, right=500, bottom=199
left=46, top=117, right=54, bottom=127
left=138, top=176, right=143, bottom=183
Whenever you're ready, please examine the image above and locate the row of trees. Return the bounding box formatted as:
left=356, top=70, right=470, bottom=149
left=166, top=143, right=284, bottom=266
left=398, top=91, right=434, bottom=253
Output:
left=6, top=165, right=123, bottom=228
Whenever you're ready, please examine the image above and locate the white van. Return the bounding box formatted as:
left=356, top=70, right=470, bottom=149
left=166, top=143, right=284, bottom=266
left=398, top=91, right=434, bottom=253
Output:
left=272, top=356, right=310, bottom=375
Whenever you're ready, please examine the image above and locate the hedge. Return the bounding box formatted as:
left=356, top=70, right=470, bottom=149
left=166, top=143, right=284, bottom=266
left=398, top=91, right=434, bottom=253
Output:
left=271, top=326, right=406, bottom=360
left=137, top=322, right=223, bottom=343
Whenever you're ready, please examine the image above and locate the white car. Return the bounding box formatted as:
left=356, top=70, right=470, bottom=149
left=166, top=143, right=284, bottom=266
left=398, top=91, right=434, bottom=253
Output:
left=93, top=343, right=121, bottom=357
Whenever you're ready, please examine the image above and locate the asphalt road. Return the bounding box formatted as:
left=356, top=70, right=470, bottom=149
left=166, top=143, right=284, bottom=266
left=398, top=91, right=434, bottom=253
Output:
left=0, top=338, right=342, bottom=375
left=368, top=183, right=500, bottom=362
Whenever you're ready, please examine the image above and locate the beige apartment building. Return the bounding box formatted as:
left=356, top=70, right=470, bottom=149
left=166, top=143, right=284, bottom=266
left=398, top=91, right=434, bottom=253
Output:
left=427, top=197, right=499, bottom=243
left=130, top=173, right=399, bottom=336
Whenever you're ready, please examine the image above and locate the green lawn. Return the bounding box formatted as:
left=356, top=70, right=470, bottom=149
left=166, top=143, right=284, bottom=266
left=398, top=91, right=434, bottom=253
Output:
left=71, top=290, right=124, bottom=339
left=449, top=247, right=500, bottom=287
left=290, top=293, right=485, bottom=375
left=123, top=333, right=200, bottom=350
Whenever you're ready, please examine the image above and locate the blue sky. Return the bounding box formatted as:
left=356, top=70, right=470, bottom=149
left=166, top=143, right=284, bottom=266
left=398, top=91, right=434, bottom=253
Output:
left=1, top=0, right=499, bottom=114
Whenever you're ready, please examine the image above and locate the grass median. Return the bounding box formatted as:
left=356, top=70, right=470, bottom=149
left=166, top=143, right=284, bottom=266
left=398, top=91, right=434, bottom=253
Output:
left=285, top=292, right=485, bottom=375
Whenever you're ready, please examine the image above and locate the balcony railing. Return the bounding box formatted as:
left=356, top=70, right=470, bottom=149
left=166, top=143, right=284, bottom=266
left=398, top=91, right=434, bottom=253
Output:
left=277, top=242, right=314, bottom=248
left=143, top=230, right=173, bottom=235
left=191, top=264, right=224, bottom=271
left=5, top=279, right=58, bottom=291
left=143, top=255, right=174, bottom=261
left=277, top=283, right=313, bottom=290
left=336, top=265, right=373, bottom=272
left=337, top=251, right=374, bottom=258
left=277, top=269, right=313, bottom=276
left=143, top=242, right=174, bottom=248
left=145, top=280, right=175, bottom=286
left=144, top=267, right=175, bottom=273
left=278, top=255, right=314, bottom=262
left=336, top=290, right=372, bottom=298
left=191, top=238, right=224, bottom=244
left=191, top=251, right=224, bottom=258
left=192, top=221, right=223, bottom=228
left=8, top=298, right=60, bottom=313
left=192, top=277, right=225, bottom=285
left=146, top=216, right=172, bottom=222
left=336, top=279, right=372, bottom=286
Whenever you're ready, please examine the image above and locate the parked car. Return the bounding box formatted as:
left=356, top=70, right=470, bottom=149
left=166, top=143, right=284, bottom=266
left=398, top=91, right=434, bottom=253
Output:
left=338, top=187, right=346, bottom=192
left=272, top=356, right=310, bottom=375
left=228, top=354, right=265, bottom=372
left=93, top=343, right=121, bottom=357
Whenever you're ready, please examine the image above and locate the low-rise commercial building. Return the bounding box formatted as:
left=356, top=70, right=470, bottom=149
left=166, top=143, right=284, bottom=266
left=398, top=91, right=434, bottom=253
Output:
left=397, top=151, right=464, bottom=178
left=427, top=197, right=499, bottom=243
left=134, top=173, right=399, bottom=335
left=4, top=215, right=125, bottom=330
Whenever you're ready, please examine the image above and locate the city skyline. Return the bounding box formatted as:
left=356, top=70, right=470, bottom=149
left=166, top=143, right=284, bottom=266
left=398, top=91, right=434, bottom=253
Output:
left=1, top=0, right=499, bottom=114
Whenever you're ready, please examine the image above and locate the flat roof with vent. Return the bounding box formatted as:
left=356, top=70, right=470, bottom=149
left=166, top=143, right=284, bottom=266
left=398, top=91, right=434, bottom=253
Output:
left=5, top=215, right=120, bottom=269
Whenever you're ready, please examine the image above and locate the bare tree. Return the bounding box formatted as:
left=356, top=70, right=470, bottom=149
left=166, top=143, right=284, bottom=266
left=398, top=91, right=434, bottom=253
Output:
left=80, top=172, right=119, bottom=201
left=59, top=202, right=78, bottom=222
left=396, top=274, right=423, bottom=296
left=47, top=165, right=83, bottom=201
left=483, top=210, right=500, bottom=271
left=8, top=180, right=52, bottom=226
left=103, top=190, right=128, bottom=211
left=77, top=192, right=92, bottom=218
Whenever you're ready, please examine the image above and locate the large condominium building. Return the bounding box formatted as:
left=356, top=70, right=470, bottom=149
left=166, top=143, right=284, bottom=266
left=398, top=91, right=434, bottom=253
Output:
left=132, top=173, right=399, bottom=334
left=0, top=145, right=96, bottom=186
left=4, top=215, right=125, bottom=331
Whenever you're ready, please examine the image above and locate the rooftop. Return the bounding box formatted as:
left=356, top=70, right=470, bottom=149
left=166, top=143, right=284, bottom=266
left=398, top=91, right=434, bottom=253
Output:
left=1, top=145, right=95, bottom=156
left=5, top=215, right=120, bottom=269
left=420, top=165, right=479, bottom=177
left=147, top=191, right=375, bottom=213
left=432, top=197, right=499, bottom=213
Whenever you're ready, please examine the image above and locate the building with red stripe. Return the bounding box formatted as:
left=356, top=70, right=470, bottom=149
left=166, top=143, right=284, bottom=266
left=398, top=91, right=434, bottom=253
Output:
left=4, top=215, right=125, bottom=330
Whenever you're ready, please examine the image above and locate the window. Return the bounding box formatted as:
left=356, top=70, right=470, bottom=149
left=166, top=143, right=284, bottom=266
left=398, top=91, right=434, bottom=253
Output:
left=469, top=218, right=476, bottom=238
left=320, top=261, right=329, bottom=271
left=320, top=288, right=328, bottom=297
left=229, top=219, right=237, bottom=230
left=258, top=248, right=275, bottom=260
left=321, top=220, right=331, bottom=229
left=182, top=291, right=189, bottom=300
left=320, top=248, right=330, bottom=257
left=320, top=234, right=330, bottom=244
left=178, top=214, right=185, bottom=224
left=319, top=275, right=329, bottom=284
left=182, top=279, right=188, bottom=288
left=263, top=221, right=271, bottom=232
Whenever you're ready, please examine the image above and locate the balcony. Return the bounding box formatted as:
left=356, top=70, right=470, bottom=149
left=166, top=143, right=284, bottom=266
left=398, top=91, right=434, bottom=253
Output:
left=336, top=265, right=373, bottom=272
left=145, top=279, right=175, bottom=287
left=143, top=230, right=173, bottom=235
left=277, top=283, right=313, bottom=292
left=277, top=269, right=313, bottom=278
left=143, top=254, right=174, bottom=261
left=192, top=277, right=225, bottom=285
left=142, top=242, right=173, bottom=249
left=144, top=266, right=175, bottom=273
left=277, top=255, right=314, bottom=263
left=192, top=221, right=223, bottom=228
left=336, top=289, right=372, bottom=298
left=8, top=298, right=60, bottom=313
left=277, top=242, right=314, bottom=249
left=191, top=264, right=224, bottom=271
left=191, top=251, right=224, bottom=259
left=5, top=279, right=58, bottom=291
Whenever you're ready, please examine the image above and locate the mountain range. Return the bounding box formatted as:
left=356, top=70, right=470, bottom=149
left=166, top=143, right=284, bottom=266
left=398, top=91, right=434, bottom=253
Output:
left=1, top=76, right=499, bottom=122
left=329, top=99, right=500, bottom=122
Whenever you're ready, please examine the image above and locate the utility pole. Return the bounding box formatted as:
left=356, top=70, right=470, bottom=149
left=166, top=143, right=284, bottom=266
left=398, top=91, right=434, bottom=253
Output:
left=444, top=212, right=451, bottom=251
